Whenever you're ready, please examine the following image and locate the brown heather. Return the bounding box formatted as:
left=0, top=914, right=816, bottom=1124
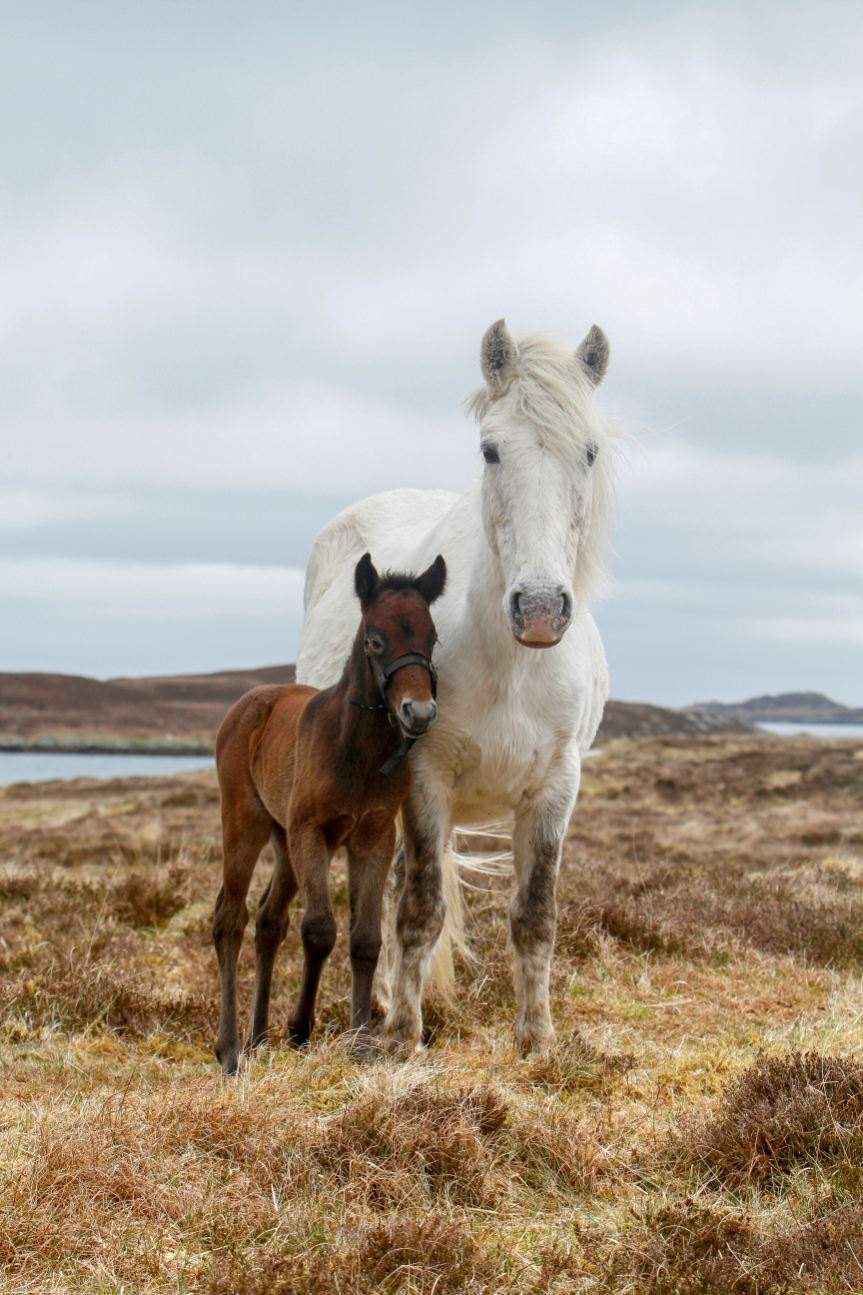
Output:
left=1, top=732, right=863, bottom=1291
left=683, top=1050, right=863, bottom=1188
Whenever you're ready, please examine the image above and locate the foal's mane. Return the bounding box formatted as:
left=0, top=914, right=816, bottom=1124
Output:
left=463, top=331, right=625, bottom=604
left=375, top=571, right=432, bottom=595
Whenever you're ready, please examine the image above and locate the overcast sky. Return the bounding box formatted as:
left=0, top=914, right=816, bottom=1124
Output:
left=1, top=1, right=861, bottom=706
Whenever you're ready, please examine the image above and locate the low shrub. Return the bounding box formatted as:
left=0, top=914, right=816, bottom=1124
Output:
left=683, top=1052, right=863, bottom=1188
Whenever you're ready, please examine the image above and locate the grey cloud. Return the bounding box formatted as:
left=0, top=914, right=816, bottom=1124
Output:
left=1, top=2, right=861, bottom=703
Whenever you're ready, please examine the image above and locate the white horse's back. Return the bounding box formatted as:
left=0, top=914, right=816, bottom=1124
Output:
left=298, top=488, right=459, bottom=689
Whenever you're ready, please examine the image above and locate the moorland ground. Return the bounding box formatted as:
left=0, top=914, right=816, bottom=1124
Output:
left=1, top=733, right=863, bottom=1292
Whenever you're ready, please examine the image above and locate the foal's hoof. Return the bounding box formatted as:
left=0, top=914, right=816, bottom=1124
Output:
left=341, top=1028, right=381, bottom=1061
left=217, top=1051, right=241, bottom=1078
left=286, top=1020, right=313, bottom=1049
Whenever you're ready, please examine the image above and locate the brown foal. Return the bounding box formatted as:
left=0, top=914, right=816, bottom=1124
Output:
left=213, top=551, right=446, bottom=1074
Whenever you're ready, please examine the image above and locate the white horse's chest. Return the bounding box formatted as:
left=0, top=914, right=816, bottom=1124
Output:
left=420, top=667, right=581, bottom=820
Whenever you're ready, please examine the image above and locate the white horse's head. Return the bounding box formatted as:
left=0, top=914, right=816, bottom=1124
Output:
left=465, top=320, right=615, bottom=648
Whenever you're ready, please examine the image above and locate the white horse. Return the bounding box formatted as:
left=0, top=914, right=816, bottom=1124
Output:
left=296, top=320, right=621, bottom=1054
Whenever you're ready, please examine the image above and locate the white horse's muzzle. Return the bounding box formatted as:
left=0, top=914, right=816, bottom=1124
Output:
left=506, top=585, right=573, bottom=647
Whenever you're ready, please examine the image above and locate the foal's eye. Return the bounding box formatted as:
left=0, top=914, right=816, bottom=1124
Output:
left=482, top=444, right=500, bottom=465
left=365, top=636, right=384, bottom=655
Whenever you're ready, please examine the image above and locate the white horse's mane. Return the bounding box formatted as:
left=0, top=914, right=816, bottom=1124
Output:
left=463, top=331, right=623, bottom=605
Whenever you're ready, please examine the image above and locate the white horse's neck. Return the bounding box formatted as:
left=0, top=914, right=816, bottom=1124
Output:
left=443, top=491, right=530, bottom=677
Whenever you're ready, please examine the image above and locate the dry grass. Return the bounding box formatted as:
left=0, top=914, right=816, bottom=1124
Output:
left=1, top=959, right=216, bottom=1040
left=682, top=1051, right=863, bottom=1188
left=1, top=735, right=863, bottom=1291
left=209, top=1214, right=499, bottom=1294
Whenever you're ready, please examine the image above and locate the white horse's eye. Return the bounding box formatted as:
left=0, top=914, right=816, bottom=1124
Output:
left=482, top=444, right=500, bottom=465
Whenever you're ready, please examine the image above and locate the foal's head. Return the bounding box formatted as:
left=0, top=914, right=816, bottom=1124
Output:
left=354, top=552, right=446, bottom=738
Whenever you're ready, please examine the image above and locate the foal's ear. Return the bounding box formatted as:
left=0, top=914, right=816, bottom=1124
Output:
left=481, top=318, right=519, bottom=395
left=354, top=552, right=379, bottom=606
left=575, top=324, right=610, bottom=387
left=415, top=554, right=447, bottom=605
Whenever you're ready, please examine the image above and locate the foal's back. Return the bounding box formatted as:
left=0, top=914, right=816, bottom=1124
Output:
left=216, top=683, right=318, bottom=829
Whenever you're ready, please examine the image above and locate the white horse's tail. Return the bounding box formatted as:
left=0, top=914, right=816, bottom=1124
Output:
left=431, top=825, right=513, bottom=1001
left=375, top=822, right=513, bottom=1012
left=430, top=837, right=467, bottom=1002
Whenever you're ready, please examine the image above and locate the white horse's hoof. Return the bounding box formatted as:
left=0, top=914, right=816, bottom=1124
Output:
left=515, top=1020, right=555, bottom=1058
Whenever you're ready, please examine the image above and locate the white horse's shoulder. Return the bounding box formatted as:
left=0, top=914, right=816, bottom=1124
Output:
left=574, top=614, right=609, bottom=756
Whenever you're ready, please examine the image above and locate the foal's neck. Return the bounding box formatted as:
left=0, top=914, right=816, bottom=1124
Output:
left=333, top=624, right=400, bottom=759
left=340, top=625, right=380, bottom=705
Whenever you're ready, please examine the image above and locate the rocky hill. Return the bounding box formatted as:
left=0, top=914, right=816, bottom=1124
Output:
left=0, top=667, right=749, bottom=753
left=597, top=699, right=750, bottom=741
left=686, top=692, right=863, bottom=725
left=0, top=666, right=296, bottom=753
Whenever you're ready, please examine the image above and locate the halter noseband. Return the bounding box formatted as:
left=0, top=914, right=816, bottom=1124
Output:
left=349, top=643, right=439, bottom=776
left=366, top=648, right=438, bottom=712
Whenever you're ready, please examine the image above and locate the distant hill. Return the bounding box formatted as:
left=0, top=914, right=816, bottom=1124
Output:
left=0, top=666, right=747, bottom=753
left=685, top=692, right=863, bottom=725
left=597, top=699, right=750, bottom=741
left=0, top=666, right=296, bottom=753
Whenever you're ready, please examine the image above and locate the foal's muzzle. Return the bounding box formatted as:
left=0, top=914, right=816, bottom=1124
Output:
left=396, top=697, right=438, bottom=737
left=507, top=585, right=573, bottom=647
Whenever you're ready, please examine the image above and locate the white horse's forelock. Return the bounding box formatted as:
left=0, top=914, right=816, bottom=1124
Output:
left=463, top=331, right=624, bottom=605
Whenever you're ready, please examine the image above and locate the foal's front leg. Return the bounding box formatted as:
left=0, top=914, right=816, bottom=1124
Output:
left=286, top=821, right=337, bottom=1045
left=386, top=791, right=448, bottom=1051
left=346, top=821, right=396, bottom=1050
left=509, top=780, right=576, bottom=1056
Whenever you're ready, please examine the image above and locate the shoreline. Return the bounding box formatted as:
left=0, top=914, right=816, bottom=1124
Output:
left=0, top=737, right=215, bottom=757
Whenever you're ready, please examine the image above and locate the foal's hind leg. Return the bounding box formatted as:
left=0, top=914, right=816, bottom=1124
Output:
left=245, top=824, right=299, bottom=1055
left=214, top=801, right=272, bottom=1076
left=347, top=821, right=396, bottom=1051
left=286, top=822, right=336, bottom=1046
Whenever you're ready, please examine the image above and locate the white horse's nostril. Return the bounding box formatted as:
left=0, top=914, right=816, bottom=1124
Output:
left=506, top=582, right=574, bottom=646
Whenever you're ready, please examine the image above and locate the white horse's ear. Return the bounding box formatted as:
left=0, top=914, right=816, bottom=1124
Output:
left=575, top=324, right=610, bottom=387
left=481, top=319, right=519, bottom=395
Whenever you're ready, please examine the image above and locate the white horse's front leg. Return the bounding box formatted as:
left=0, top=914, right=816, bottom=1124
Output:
left=385, top=791, right=448, bottom=1051
left=509, top=779, right=577, bottom=1056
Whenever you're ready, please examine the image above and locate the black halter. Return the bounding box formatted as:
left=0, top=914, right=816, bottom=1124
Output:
left=349, top=644, right=438, bottom=775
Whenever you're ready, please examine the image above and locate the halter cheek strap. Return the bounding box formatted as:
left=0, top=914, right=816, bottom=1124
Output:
left=349, top=646, right=438, bottom=775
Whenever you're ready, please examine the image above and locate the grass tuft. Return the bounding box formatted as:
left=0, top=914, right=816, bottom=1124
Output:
left=110, top=862, right=188, bottom=927
left=2, top=959, right=216, bottom=1040
left=684, top=1051, right=863, bottom=1188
